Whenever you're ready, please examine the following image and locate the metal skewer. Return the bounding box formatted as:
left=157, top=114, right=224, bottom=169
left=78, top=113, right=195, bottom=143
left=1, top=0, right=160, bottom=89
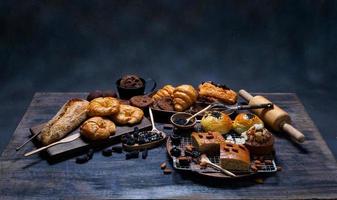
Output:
left=16, top=131, right=41, bottom=151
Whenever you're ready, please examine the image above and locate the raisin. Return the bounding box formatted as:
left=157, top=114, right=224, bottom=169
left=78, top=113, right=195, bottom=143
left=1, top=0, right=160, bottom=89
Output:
left=102, top=148, right=113, bottom=157
left=160, top=162, right=167, bottom=169
left=163, top=168, right=172, bottom=175
left=126, top=151, right=139, bottom=160
left=171, top=135, right=181, bottom=146
left=87, top=148, right=94, bottom=159
left=170, top=147, right=181, bottom=157
left=142, top=149, right=148, bottom=159
left=111, top=146, right=123, bottom=153
left=76, top=155, right=90, bottom=164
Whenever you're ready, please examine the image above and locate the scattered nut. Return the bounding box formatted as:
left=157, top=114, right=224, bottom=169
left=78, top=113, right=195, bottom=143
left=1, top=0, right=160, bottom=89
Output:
left=160, top=162, right=167, bottom=169
left=163, top=168, right=172, bottom=175
left=255, top=178, right=264, bottom=184
left=250, top=165, right=258, bottom=172
left=254, top=160, right=261, bottom=165
left=265, top=160, right=273, bottom=165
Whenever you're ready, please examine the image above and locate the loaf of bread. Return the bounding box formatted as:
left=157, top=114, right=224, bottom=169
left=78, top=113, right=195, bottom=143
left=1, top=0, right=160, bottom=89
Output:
left=220, top=142, right=251, bottom=171
left=173, top=85, right=198, bottom=111
left=152, top=85, right=175, bottom=101
left=37, top=98, right=89, bottom=145
left=191, top=131, right=225, bottom=156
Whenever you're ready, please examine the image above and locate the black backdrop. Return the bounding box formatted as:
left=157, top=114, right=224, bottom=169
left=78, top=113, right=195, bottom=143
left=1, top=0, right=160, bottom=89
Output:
left=1, top=1, right=336, bottom=157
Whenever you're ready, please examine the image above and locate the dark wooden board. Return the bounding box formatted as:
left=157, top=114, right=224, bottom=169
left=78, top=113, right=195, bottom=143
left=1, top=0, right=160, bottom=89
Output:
left=29, top=117, right=151, bottom=158
left=1, top=92, right=337, bottom=199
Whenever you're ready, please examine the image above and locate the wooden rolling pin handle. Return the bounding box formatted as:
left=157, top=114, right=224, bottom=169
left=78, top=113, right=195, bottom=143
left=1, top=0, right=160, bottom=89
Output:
left=239, top=89, right=253, bottom=102
left=282, top=123, right=305, bottom=143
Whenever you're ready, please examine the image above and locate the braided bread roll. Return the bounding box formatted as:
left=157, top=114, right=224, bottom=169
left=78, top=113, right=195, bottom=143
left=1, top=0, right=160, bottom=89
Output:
left=152, top=85, right=175, bottom=101
left=173, top=85, right=198, bottom=111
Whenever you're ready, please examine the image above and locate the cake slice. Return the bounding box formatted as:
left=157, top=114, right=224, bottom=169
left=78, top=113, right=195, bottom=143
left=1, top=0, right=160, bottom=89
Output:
left=191, top=131, right=225, bottom=155
left=220, top=142, right=251, bottom=171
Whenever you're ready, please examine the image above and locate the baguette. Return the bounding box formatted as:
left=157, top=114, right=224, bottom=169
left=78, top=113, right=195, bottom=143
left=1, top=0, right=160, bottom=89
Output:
left=37, top=98, right=89, bottom=145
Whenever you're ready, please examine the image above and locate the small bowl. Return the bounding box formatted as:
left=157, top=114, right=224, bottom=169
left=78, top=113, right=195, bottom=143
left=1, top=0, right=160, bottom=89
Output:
left=170, top=112, right=197, bottom=130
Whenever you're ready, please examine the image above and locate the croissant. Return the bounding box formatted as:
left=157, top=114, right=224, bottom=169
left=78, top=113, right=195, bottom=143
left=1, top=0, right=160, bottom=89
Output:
left=173, top=85, right=198, bottom=111
left=152, top=85, right=175, bottom=101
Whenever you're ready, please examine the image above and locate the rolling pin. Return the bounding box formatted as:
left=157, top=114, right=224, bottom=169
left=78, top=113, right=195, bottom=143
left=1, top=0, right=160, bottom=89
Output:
left=239, top=89, right=305, bottom=143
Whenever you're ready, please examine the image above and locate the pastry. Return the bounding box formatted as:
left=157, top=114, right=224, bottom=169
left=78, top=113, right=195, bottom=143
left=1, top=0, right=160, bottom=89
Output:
left=200, top=111, right=232, bottom=134
left=220, top=142, right=251, bottom=171
left=119, top=74, right=143, bottom=89
left=153, top=97, right=174, bottom=111
left=233, top=113, right=264, bottom=134
left=80, top=117, right=116, bottom=140
left=152, top=85, right=175, bottom=101
left=173, top=85, right=198, bottom=111
left=244, top=126, right=274, bottom=155
left=88, top=97, right=120, bottom=117
left=191, top=131, right=225, bottom=155
left=198, top=81, right=237, bottom=104
left=112, top=104, right=144, bottom=125
left=38, top=99, right=89, bottom=145
left=130, top=95, right=154, bottom=109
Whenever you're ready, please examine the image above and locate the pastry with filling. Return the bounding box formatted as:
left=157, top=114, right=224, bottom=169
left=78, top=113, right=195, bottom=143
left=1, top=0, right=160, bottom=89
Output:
left=198, top=81, right=237, bottom=105
left=233, top=113, right=264, bottom=134
left=201, top=111, right=232, bottom=134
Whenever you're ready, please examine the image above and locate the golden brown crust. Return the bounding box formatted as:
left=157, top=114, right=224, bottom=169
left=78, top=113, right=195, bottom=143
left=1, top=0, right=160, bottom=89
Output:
left=152, top=85, right=175, bottom=101
left=38, top=98, right=89, bottom=145
left=233, top=113, right=264, bottom=134
left=88, top=97, right=120, bottom=117
left=112, top=105, right=144, bottom=125
left=173, top=85, right=198, bottom=111
left=80, top=117, right=116, bottom=140
left=198, top=82, right=237, bottom=104
left=220, top=142, right=251, bottom=171
left=200, top=111, right=232, bottom=134
left=191, top=131, right=225, bottom=155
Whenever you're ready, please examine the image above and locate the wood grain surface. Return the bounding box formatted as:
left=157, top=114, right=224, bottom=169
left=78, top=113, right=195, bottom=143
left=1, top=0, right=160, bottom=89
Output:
left=1, top=92, right=337, bottom=199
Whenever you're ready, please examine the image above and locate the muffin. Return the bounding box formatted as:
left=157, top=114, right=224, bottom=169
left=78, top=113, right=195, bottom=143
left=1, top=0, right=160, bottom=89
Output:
left=243, top=126, right=274, bottom=155
left=120, top=74, right=144, bottom=89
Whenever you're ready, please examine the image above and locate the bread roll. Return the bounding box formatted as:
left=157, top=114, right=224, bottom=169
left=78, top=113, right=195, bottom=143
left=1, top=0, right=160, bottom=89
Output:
left=232, top=113, right=264, bottom=134
left=201, top=111, right=232, bottom=134
left=173, top=85, right=198, bottom=111
left=38, top=98, right=89, bottom=145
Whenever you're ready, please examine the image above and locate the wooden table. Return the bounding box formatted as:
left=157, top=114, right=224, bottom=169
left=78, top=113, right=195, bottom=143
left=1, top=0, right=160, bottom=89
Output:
left=1, top=93, right=337, bottom=199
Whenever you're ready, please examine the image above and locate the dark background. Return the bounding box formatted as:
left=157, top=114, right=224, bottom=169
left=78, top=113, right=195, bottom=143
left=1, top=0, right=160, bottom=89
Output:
left=0, top=1, right=336, bottom=158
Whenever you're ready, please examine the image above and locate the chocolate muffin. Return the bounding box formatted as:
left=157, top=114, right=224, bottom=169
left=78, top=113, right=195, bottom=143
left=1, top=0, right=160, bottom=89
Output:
left=120, top=75, right=144, bottom=89
left=244, top=126, right=274, bottom=155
